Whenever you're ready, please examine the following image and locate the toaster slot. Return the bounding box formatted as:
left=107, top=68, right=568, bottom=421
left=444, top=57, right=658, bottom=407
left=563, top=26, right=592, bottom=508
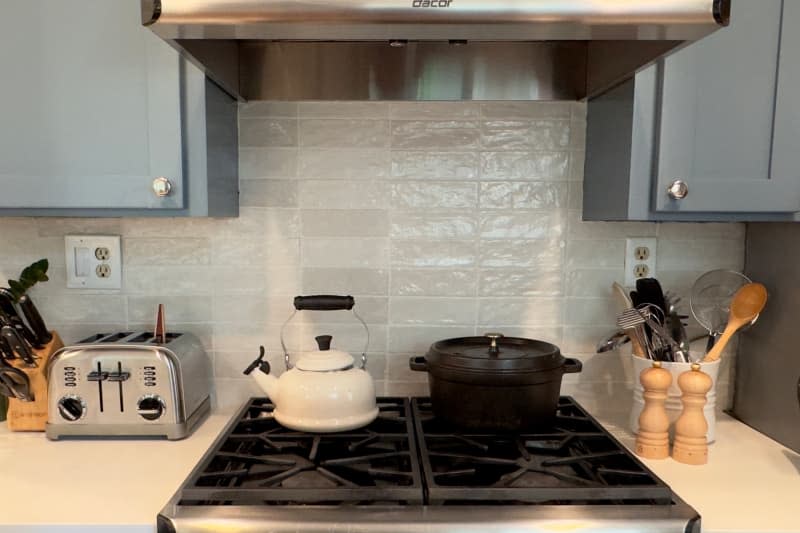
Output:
left=78, top=333, right=108, bottom=344
left=127, top=332, right=155, bottom=344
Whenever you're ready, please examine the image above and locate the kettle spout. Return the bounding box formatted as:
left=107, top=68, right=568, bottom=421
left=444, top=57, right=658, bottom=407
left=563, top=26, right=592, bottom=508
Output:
left=252, top=371, right=280, bottom=403
left=243, top=346, right=280, bottom=403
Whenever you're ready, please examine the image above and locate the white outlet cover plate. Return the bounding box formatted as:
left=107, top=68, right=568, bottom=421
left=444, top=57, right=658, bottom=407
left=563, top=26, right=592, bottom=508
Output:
left=65, top=235, right=122, bottom=289
left=624, top=237, right=657, bottom=287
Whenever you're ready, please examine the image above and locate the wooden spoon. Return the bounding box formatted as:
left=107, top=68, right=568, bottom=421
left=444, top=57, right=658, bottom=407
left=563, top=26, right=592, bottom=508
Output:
left=702, top=283, right=767, bottom=363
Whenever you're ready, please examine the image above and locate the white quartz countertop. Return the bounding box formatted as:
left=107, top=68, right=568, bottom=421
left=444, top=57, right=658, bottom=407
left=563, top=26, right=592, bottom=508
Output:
left=1, top=408, right=798, bottom=533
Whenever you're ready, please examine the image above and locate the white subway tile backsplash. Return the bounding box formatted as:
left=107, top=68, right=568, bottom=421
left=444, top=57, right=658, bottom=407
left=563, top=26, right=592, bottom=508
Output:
left=299, top=119, right=390, bottom=148
left=479, top=269, right=563, bottom=297
left=299, top=102, right=389, bottom=119
left=302, top=268, right=388, bottom=295
left=390, top=269, right=477, bottom=297
left=128, top=295, right=212, bottom=323
left=391, top=152, right=479, bottom=180
left=301, top=238, right=389, bottom=268
left=390, top=298, right=476, bottom=325
left=479, top=182, right=568, bottom=209
left=240, top=179, right=299, bottom=208
left=1, top=100, right=747, bottom=410
left=388, top=325, right=475, bottom=354
left=239, top=101, right=297, bottom=118
left=302, top=209, right=389, bottom=237
left=123, top=238, right=210, bottom=267
left=391, top=182, right=477, bottom=209
left=298, top=149, right=390, bottom=179
left=481, top=120, right=571, bottom=151
left=299, top=180, right=389, bottom=209
left=239, top=118, right=298, bottom=147
left=478, top=298, right=563, bottom=326
left=239, top=148, right=297, bottom=179
left=480, top=152, right=570, bottom=181
left=391, top=121, right=480, bottom=150
left=478, top=239, right=564, bottom=268
left=479, top=212, right=566, bottom=239
left=391, top=102, right=481, bottom=119
left=482, top=102, right=572, bottom=120
left=391, top=240, right=476, bottom=268
left=390, top=213, right=476, bottom=240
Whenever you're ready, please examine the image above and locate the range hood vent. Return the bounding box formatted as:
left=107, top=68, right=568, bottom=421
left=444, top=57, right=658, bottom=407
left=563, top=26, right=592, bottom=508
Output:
left=143, top=0, right=730, bottom=101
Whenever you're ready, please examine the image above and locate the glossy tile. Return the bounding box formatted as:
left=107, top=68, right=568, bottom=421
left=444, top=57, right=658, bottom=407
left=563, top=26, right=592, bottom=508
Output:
left=390, top=269, right=477, bottom=296
left=391, top=151, right=479, bottom=180
left=302, top=209, right=389, bottom=237
left=299, top=119, right=390, bottom=148
left=480, top=151, right=570, bottom=181
left=391, top=182, right=477, bottom=209
left=391, top=120, right=480, bottom=150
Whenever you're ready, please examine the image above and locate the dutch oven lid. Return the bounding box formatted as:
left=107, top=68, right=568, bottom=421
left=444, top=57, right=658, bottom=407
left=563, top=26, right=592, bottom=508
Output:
left=426, top=333, right=564, bottom=373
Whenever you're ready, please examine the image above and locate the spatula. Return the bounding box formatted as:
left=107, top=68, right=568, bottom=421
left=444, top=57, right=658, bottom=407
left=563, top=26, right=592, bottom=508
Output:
left=702, top=283, right=767, bottom=363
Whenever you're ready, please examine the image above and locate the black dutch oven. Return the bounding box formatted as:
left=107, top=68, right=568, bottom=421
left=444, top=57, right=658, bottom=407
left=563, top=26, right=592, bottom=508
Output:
left=409, top=333, right=582, bottom=431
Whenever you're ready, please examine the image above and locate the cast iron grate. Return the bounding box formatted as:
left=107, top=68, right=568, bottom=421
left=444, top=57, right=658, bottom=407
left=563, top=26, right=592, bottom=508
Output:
left=413, top=396, right=673, bottom=505
left=178, top=397, right=423, bottom=505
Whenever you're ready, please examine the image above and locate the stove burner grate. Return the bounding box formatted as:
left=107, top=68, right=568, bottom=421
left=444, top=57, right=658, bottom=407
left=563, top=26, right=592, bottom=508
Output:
left=178, top=398, right=423, bottom=505
left=414, top=397, right=673, bottom=505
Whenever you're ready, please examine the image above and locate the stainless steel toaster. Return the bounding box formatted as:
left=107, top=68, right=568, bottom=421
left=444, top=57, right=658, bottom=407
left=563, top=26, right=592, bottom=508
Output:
left=45, top=331, right=211, bottom=440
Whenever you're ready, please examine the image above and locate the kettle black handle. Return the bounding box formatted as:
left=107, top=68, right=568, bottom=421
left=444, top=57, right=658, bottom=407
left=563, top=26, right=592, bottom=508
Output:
left=563, top=357, right=583, bottom=374
left=294, top=295, right=355, bottom=311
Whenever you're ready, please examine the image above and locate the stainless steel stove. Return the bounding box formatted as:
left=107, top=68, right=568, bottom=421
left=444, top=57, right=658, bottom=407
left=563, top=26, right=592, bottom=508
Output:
left=158, top=397, right=700, bottom=533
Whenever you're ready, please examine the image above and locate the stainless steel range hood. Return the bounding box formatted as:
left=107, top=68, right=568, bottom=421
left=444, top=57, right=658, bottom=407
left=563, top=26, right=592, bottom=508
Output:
left=142, top=0, right=730, bottom=101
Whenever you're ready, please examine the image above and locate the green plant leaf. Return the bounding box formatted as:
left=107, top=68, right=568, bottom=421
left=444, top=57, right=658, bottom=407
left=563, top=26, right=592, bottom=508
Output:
left=7, top=280, right=25, bottom=301
left=7, top=259, right=49, bottom=302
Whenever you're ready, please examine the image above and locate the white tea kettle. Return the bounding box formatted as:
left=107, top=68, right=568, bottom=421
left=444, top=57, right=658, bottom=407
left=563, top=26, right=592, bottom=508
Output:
left=244, top=295, right=378, bottom=432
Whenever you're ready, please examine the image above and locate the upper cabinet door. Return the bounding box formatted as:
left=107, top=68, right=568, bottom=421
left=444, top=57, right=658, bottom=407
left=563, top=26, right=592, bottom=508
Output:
left=0, top=1, right=183, bottom=209
left=654, top=0, right=800, bottom=214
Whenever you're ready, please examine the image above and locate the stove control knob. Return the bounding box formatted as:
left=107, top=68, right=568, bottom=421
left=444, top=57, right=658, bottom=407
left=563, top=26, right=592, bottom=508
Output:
left=57, top=395, right=86, bottom=421
left=137, top=395, right=166, bottom=421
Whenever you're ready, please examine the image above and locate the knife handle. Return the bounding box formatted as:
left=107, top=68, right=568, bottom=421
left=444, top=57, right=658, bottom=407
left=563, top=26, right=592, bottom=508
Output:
left=19, top=295, right=52, bottom=346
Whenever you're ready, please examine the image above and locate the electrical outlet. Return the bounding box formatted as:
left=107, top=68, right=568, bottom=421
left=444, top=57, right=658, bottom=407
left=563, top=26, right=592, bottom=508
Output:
left=95, top=264, right=111, bottom=278
left=65, top=235, right=122, bottom=289
left=95, top=247, right=110, bottom=261
left=625, top=238, right=657, bottom=286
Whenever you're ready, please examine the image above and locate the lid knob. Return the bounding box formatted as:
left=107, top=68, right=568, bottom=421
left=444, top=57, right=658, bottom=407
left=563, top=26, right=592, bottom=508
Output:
left=484, top=332, right=504, bottom=356
left=315, top=335, right=333, bottom=351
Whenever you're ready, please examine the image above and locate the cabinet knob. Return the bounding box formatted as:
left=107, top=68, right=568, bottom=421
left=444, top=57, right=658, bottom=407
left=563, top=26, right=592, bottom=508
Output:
left=667, top=180, right=689, bottom=200
left=152, top=177, right=172, bottom=197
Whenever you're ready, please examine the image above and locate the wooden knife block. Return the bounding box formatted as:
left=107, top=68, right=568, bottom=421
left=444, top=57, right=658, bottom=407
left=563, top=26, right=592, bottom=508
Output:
left=6, top=331, right=63, bottom=432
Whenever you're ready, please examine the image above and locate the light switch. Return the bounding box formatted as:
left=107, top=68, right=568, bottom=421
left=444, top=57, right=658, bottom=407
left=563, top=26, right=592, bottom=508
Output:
left=65, top=235, right=122, bottom=289
left=75, top=247, right=91, bottom=277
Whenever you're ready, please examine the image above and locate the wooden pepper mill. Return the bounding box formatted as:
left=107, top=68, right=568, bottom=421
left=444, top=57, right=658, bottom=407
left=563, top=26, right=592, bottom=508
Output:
left=672, top=363, right=713, bottom=465
left=635, top=361, right=672, bottom=459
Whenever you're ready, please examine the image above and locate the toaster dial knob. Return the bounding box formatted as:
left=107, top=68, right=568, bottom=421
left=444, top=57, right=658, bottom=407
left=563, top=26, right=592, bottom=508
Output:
left=137, top=395, right=166, bottom=421
left=57, top=396, right=86, bottom=421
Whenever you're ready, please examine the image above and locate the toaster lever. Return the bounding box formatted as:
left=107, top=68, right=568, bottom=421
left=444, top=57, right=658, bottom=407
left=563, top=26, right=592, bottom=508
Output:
left=87, top=370, right=109, bottom=381
left=106, top=371, right=130, bottom=382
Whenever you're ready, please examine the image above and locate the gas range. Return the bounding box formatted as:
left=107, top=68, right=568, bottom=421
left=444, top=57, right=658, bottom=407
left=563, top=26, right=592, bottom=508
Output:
left=158, top=397, right=700, bottom=533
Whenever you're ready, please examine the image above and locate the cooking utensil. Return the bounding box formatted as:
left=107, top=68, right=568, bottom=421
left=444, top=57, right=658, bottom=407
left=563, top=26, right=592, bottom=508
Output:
left=702, top=283, right=767, bottom=363
left=0, top=359, right=32, bottom=401
left=17, top=294, right=52, bottom=346
left=689, top=270, right=754, bottom=351
left=409, top=332, right=582, bottom=430
left=246, top=295, right=378, bottom=433
left=0, top=335, right=15, bottom=360
left=596, top=331, right=631, bottom=353
left=611, top=282, right=646, bottom=357
left=636, top=278, right=668, bottom=317
left=617, top=309, right=650, bottom=359
left=1, top=325, right=35, bottom=366
left=0, top=289, right=39, bottom=348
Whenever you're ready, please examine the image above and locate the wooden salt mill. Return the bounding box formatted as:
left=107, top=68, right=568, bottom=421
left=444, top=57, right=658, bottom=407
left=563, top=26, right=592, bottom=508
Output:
left=673, top=363, right=713, bottom=465
left=635, top=361, right=672, bottom=459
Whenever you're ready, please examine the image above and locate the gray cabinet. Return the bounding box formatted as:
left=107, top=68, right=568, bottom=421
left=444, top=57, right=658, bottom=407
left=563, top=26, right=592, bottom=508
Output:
left=584, top=0, right=800, bottom=221
left=0, top=0, right=238, bottom=216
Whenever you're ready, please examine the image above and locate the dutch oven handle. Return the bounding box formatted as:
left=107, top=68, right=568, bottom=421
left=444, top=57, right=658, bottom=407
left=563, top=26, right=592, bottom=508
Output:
left=563, top=357, right=583, bottom=374
left=409, top=356, right=428, bottom=372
